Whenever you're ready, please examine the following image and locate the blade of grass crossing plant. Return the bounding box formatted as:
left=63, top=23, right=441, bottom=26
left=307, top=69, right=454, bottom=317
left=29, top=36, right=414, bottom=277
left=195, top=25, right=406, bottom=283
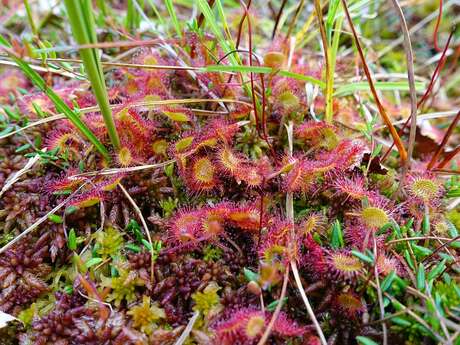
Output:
left=0, top=41, right=110, bottom=160
left=335, top=81, right=425, bottom=96
left=196, top=0, right=237, bottom=64
left=215, top=0, right=235, bottom=50
left=63, top=0, right=120, bottom=151
left=203, top=65, right=325, bottom=87
left=165, top=0, right=182, bottom=38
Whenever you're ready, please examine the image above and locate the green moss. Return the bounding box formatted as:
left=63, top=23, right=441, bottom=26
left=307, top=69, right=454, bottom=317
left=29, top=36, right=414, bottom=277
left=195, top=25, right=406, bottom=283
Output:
left=192, top=282, right=221, bottom=316
left=127, top=295, right=165, bottom=335
left=101, top=266, right=144, bottom=306
left=96, top=227, right=124, bottom=257
left=203, top=245, right=223, bottom=262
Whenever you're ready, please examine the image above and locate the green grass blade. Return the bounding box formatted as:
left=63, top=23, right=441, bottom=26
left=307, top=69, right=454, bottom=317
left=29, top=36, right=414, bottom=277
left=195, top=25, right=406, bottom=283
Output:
left=204, top=65, right=325, bottom=88
left=63, top=0, right=120, bottom=151
left=145, top=0, right=165, bottom=26
left=334, top=81, right=425, bottom=96
left=164, top=0, right=182, bottom=38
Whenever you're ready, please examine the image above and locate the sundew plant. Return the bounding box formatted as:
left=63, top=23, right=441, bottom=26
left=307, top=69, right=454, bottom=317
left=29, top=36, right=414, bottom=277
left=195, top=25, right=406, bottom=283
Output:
left=0, top=0, right=460, bottom=344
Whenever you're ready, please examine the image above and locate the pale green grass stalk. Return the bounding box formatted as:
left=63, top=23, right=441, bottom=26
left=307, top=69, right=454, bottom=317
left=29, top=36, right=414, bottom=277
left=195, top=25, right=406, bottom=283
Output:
left=63, top=0, right=120, bottom=151
left=165, top=0, right=182, bottom=38
left=324, top=0, right=344, bottom=122
left=24, top=0, right=38, bottom=37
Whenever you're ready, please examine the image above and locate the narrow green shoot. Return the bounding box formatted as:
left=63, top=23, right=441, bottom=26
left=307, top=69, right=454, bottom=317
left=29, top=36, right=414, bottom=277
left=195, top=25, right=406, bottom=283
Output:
left=126, top=0, right=143, bottom=32
left=165, top=0, right=183, bottom=38
left=145, top=0, right=166, bottom=26
left=24, top=0, right=38, bottom=37
left=0, top=36, right=110, bottom=160
left=325, top=15, right=344, bottom=123
left=63, top=0, right=120, bottom=151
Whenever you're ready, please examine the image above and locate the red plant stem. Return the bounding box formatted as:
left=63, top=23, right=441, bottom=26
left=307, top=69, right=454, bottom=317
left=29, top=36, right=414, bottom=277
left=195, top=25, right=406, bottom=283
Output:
left=433, top=0, right=444, bottom=52
left=432, top=168, right=460, bottom=175
left=271, top=0, right=288, bottom=40
left=427, top=109, right=460, bottom=170
left=341, top=0, right=407, bottom=162
left=382, top=28, right=454, bottom=162
left=435, top=145, right=460, bottom=169
left=418, top=29, right=454, bottom=109
left=238, top=1, right=273, bottom=155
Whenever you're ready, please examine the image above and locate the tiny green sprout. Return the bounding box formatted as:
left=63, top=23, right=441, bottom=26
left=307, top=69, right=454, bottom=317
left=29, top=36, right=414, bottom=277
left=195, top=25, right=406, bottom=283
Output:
left=203, top=245, right=223, bottom=262
left=192, top=282, right=221, bottom=315
left=48, top=214, right=63, bottom=224
left=127, top=219, right=143, bottom=242
left=68, top=228, right=77, bottom=251
left=164, top=163, right=174, bottom=177
left=244, top=268, right=259, bottom=282
left=15, top=143, right=31, bottom=153
left=266, top=297, right=288, bottom=312
left=85, top=257, right=104, bottom=269
left=125, top=243, right=142, bottom=253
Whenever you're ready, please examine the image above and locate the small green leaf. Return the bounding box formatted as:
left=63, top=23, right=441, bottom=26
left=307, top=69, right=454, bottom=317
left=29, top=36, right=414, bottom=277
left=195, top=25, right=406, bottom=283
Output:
left=266, top=297, right=288, bottom=312
left=417, top=263, right=426, bottom=290
left=422, top=212, right=430, bottom=233
left=391, top=316, right=412, bottom=327
left=427, top=259, right=446, bottom=281
left=243, top=268, right=259, bottom=282
left=48, top=214, right=63, bottom=224
left=351, top=250, right=374, bottom=264
left=85, top=257, right=103, bottom=269
left=381, top=271, right=397, bottom=292
left=125, top=243, right=141, bottom=253
left=15, top=144, right=31, bottom=153
left=331, top=220, right=344, bottom=249
left=68, top=228, right=77, bottom=251
left=412, top=244, right=432, bottom=257
left=356, top=336, right=379, bottom=345
left=142, top=239, right=153, bottom=251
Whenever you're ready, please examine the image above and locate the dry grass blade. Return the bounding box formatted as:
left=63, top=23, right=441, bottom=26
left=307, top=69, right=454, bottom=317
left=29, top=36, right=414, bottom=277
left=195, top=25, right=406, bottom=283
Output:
left=0, top=182, right=89, bottom=254
left=118, top=183, right=155, bottom=282
left=174, top=311, right=200, bottom=345
left=256, top=268, right=290, bottom=345
left=340, top=0, right=407, bottom=162
left=286, top=121, right=327, bottom=345
left=0, top=149, right=44, bottom=198
left=436, top=145, right=460, bottom=170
